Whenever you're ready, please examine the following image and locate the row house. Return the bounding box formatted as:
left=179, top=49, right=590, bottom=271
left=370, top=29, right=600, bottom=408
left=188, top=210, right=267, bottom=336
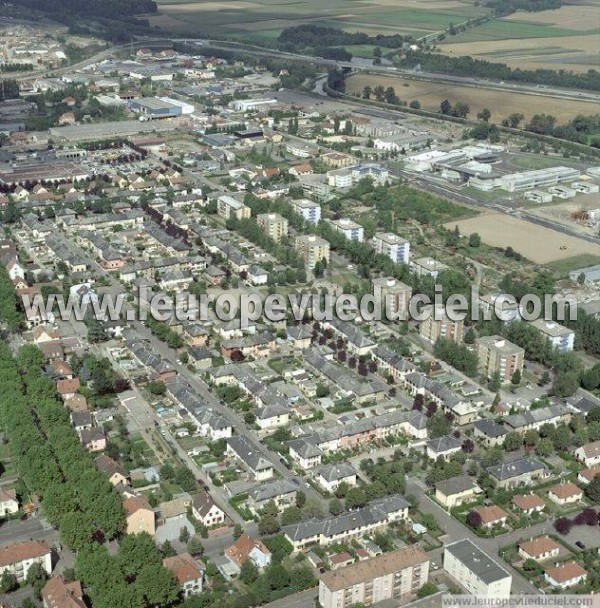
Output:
left=282, top=495, right=409, bottom=551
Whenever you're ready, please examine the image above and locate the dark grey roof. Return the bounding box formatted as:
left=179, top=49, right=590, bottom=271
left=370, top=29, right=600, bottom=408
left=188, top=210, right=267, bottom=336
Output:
left=256, top=403, right=288, bottom=420
left=474, top=419, right=507, bottom=438
left=435, top=475, right=479, bottom=496
left=248, top=480, right=297, bottom=503
left=192, top=490, right=219, bottom=518
left=487, top=457, right=547, bottom=481
left=503, top=404, right=570, bottom=430
left=427, top=435, right=462, bottom=454
left=373, top=346, right=417, bottom=374
left=318, top=463, right=356, bottom=482
left=445, top=539, right=511, bottom=584
left=227, top=436, right=273, bottom=472
left=282, top=495, right=409, bottom=542
left=288, top=438, right=323, bottom=459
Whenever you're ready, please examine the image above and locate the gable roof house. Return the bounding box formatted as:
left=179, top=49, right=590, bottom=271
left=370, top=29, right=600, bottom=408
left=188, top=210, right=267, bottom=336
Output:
left=224, top=535, right=272, bottom=574
left=95, top=454, right=130, bottom=487
left=511, top=493, right=545, bottom=514
left=471, top=505, right=509, bottom=528
left=42, top=576, right=86, bottom=608
left=226, top=436, right=274, bottom=481
left=247, top=480, right=298, bottom=515
left=191, top=491, right=226, bottom=528
left=547, top=482, right=583, bottom=505
left=544, top=561, right=587, bottom=589
left=518, top=536, right=560, bottom=562
left=163, top=553, right=205, bottom=599
left=0, top=540, right=52, bottom=582
left=0, top=488, right=19, bottom=516
left=316, top=463, right=358, bottom=493
left=124, top=495, right=155, bottom=536
left=574, top=440, right=600, bottom=467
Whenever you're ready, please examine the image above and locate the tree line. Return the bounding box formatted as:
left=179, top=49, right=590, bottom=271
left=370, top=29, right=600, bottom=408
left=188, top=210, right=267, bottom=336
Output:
left=278, top=24, right=410, bottom=52
left=399, top=50, right=600, bottom=91
left=484, top=0, right=562, bottom=16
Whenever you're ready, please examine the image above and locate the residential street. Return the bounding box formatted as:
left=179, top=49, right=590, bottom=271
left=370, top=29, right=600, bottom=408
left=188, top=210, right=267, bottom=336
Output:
left=407, top=479, right=548, bottom=595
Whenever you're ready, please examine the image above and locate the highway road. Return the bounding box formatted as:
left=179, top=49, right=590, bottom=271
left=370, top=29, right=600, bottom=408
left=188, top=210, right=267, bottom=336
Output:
left=11, top=34, right=599, bottom=106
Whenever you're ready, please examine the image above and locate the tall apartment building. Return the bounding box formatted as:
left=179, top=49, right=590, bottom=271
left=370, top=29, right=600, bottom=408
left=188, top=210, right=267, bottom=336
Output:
left=476, top=335, right=524, bottom=383
left=291, top=199, right=321, bottom=225
left=444, top=539, right=512, bottom=598
left=217, top=195, right=251, bottom=221
left=257, top=213, right=289, bottom=242
left=372, top=277, right=412, bottom=320
left=372, top=233, right=410, bottom=264
left=329, top=218, right=364, bottom=242
left=529, top=320, right=575, bottom=352
left=318, top=546, right=429, bottom=608
left=295, top=235, right=330, bottom=269
left=419, top=305, right=464, bottom=344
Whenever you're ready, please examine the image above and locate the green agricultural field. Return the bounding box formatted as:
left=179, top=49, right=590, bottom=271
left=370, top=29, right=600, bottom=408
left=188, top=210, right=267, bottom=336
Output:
left=437, top=0, right=600, bottom=72
left=153, top=0, right=490, bottom=39
left=440, top=19, right=580, bottom=43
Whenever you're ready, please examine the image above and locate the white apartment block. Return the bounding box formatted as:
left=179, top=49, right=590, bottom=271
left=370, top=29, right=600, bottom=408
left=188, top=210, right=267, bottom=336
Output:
left=410, top=256, right=448, bottom=279
left=329, top=218, right=364, bottom=242
left=372, top=233, right=410, bottom=264
left=291, top=199, right=321, bottom=225
left=529, top=320, right=575, bottom=352
left=444, top=540, right=511, bottom=598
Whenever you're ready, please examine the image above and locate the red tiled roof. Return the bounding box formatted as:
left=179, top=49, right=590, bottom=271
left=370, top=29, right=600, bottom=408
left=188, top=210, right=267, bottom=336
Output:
left=519, top=536, right=560, bottom=558
left=225, top=534, right=270, bottom=568
left=163, top=553, right=204, bottom=584
left=549, top=483, right=583, bottom=499
left=0, top=540, right=50, bottom=567
left=545, top=561, right=587, bottom=583
left=512, top=494, right=545, bottom=510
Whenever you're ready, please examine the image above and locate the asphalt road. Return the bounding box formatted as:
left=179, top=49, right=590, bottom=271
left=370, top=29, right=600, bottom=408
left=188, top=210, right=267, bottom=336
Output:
left=406, top=478, right=545, bottom=596
left=54, top=230, right=329, bottom=515
left=0, top=517, right=57, bottom=548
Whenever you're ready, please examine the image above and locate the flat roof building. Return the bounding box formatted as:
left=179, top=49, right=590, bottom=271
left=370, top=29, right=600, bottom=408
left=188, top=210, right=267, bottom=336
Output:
left=295, top=234, right=330, bottom=270
left=257, top=213, right=288, bottom=242
left=329, top=218, right=364, bottom=242
left=529, top=320, right=575, bottom=352
left=410, top=256, right=449, bottom=279
left=444, top=539, right=511, bottom=598
left=291, top=199, right=321, bottom=225
left=372, top=232, right=410, bottom=264
left=476, top=336, right=524, bottom=383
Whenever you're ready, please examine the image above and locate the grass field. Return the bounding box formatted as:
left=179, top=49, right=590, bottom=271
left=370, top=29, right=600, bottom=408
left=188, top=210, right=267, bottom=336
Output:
left=153, top=0, right=490, bottom=38
left=437, top=0, right=600, bottom=72
left=445, top=212, right=600, bottom=265
left=345, top=73, right=598, bottom=123
left=546, top=254, right=600, bottom=275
